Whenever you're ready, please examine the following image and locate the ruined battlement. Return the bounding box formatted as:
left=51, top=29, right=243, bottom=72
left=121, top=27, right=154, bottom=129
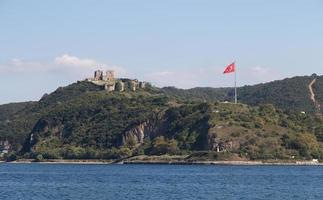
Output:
left=86, top=70, right=148, bottom=92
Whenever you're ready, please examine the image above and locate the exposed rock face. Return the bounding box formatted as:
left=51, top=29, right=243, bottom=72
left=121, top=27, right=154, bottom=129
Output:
left=207, top=127, right=218, bottom=151
left=206, top=126, right=238, bottom=152
left=122, top=117, right=165, bottom=147
left=21, top=103, right=221, bottom=154
left=23, top=113, right=167, bottom=152
left=121, top=110, right=218, bottom=151
left=22, top=119, right=64, bottom=152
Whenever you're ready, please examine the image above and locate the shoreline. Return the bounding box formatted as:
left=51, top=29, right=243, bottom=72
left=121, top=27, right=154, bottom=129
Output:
left=123, top=161, right=323, bottom=166
left=3, top=159, right=323, bottom=166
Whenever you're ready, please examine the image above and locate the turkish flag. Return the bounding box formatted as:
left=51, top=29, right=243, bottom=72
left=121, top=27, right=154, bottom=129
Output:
left=223, top=62, right=235, bottom=74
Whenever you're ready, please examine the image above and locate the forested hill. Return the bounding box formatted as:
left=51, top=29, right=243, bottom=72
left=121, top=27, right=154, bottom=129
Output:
left=161, top=74, right=322, bottom=113
left=0, top=102, right=35, bottom=121
left=1, top=75, right=323, bottom=162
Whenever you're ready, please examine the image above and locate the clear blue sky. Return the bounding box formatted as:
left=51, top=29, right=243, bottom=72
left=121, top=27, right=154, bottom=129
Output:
left=0, top=0, right=322, bottom=104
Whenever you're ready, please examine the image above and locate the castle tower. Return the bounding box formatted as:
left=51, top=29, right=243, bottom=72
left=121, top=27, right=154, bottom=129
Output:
left=129, top=80, right=138, bottom=91
left=139, top=82, right=146, bottom=89
left=115, top=81, right=125, bottom=92
left=94, top=70, right=103, bottom=80
left=104, top=70, right=115, bottom=82
left=104, top=83, right=116, bottom=92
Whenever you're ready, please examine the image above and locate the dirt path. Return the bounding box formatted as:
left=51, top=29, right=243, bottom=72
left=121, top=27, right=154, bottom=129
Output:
left=309, top=78, right=321, bottom=112
left=309, top=79, right=316, bottom=103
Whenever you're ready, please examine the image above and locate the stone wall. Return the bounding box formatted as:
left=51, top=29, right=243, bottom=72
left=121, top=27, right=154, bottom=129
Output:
left=87, top=70, right=150, bottom=92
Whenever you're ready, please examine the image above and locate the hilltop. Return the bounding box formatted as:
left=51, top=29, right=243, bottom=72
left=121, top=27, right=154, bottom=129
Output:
left=162, top=74, right=323, bottom=114
left=0, top=73, right=323, bottom=162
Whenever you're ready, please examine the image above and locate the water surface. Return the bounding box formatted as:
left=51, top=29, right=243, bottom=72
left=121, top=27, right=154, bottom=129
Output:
left=0, top=163, right=322, bottom=200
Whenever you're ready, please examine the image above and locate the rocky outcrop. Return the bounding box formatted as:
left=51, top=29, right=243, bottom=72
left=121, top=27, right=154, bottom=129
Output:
left=121, top=114, right=166, bottom=147
left=206, top=126, right=239, bottom=152
left=21, top=118, right=64, bottom=152
left=122, top=121, right=158, bottom=146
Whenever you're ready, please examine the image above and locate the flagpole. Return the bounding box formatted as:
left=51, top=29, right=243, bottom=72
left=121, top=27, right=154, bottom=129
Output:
left=234, top=62, right=237, bottom=104
left=223, top=61, right=237, bottom=104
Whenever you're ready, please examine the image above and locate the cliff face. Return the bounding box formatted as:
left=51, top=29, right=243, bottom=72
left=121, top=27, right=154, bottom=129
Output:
left=22, top=118, right=65, bottom=152
left=24, top=118, right=161, bottom=152
left=206, top=126, right=240, bottom=152
left=21, top=102, right=215, bottom=156
left=122, top=120, right=161, bottom=147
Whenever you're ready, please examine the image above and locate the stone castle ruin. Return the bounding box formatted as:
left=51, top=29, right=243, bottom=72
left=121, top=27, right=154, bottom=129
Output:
left=87, top=70, right=148, bottom=92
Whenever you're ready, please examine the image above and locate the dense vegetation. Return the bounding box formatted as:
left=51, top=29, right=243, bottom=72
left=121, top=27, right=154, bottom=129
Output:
left=162, top=74, right=321, bottom=113
left=313, top=75, right=323, bottom=106
left=0, top=102, right=35, bottom=121
left=1, top=74, right=323, bottom=162
left=161, top=87, right=231, bottom=102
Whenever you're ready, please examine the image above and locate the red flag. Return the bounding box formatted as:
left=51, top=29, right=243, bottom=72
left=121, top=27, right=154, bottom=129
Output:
left=223, top=62, right=235, bottom=74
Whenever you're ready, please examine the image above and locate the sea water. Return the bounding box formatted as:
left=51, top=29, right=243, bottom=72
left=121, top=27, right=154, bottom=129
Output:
left=0, top=163, right=322, bottom=200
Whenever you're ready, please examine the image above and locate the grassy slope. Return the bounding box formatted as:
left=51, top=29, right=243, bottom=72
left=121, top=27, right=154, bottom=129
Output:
left=162, top=75, right=320, bottom=113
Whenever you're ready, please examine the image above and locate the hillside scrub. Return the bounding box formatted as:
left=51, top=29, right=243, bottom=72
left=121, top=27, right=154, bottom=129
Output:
left=1, top=78, right=323, bottom=161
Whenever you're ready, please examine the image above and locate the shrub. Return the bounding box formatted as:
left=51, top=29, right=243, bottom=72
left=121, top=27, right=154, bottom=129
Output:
left=151, top=136, right=179, bottom=155
left=5, top=152, right=17, bottom=162
left=35, top=154, right=44, bottom=162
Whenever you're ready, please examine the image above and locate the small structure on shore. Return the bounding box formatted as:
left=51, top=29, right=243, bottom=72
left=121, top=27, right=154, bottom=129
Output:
left=0, top=140, right=10, bottom=157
